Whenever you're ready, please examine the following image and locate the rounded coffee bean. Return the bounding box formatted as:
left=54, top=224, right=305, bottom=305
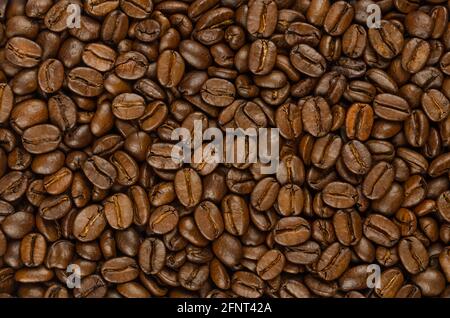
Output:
left=256, top=250, right=285, bottom=280
left=104, top=193, right=133, bottom=230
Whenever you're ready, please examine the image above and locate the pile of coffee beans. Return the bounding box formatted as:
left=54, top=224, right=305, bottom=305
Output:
left=0, top=0, right=450, bottom=299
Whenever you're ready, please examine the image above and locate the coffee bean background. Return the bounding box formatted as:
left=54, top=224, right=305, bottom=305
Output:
left=0, top=0, right=449, bottom=298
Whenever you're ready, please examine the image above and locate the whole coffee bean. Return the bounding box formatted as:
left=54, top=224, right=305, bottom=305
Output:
left=201, top=78, right=235, bottom=107
left=101, top=256, right=139, bottom=283
left=67, top=67, right=104, bottom=97
left=345, top=103, right=374, bottom=141
left=149, top=205, right=179, bottom=235
left=402, top=38, right=430, bottom=74
left=48, top=94, right=77, bottom=132
left=73, top=205, right=107, bottom=242
left=20, top=233, right=46, bottom=267
left=373, top=94, right=410, bottom=121
left=194, top=201, right=224, bottom=241
left=256, top=249, right=285, bottom=280
left=37, top=59, right=64, bottom=94
left=39, top=195, right=72, bottom=221
left=222, top=194, right=249, bottom=236
left=322, top=182, right=358, bottom=209
left=82, top=156, right=117, bottom=190
left=112, top=93, right=145, bottom=120
left=368, top=20, right=404, bottom=59
left=22, top=124, right=61, bottom=155
left=363, top=214, right=400, bottom=247
left=231, top=271, right=264, bottom=298
left=0, top=171, right=28, bottom=202
left=290, top=44, right=326, bottom=77
left=115, top=51, right=148, bottom=80
left=157, top=50, right=185, bottom=88
left=277, top=184, right=304, bottom=216
left=138, top=238, right=166, bottom=275
left=362, top=161, right=395, bottom=200
left=375, top=268, right=404, bottom=298
left=398, top=236, right=429, bottom=274
left=6, top=37, right=42, bottom=67
left=317, top=242, right=351, bottom=281
left=212, top=233, right=242, bottom=268
left=251, top=177, right=280, bottom=211
left=421, top=89, right=450, bottom=122
left=104, top=193, right=134, bottom=230
left=178, top=262, right=209, bottom=291
left=248, top=40, right=277, bottom=76
left=412, top=267, right=446, bottom=297
left=273, top=217, right=310, bottom=246
left=174, top=168, right=202, bottom=208
left=301, top=97, right=332, bottom=137
left=341, top=141, right=371, bottom=175
left=323, top=1, right=354, bottom=36
left=333, top=209, right=362, bottom=246
left=179, top=40, right=211, bottom=70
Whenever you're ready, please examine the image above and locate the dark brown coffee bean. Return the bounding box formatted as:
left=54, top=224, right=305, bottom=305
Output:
left=273, top=217, right=311, bottom=246
left=247, top=0, right=278, bottom=38
left=104, top=193, right=134, bottom=230
left=157, top=50, right=185, bottom=88
left=231, top=271, right=264, bottom=298
left=290, top=44, right=326, bottom=77
left=194, top=201, right=224, bottom=241
left=301, top=97, right=332, bottom=137
left=373, top=94, right=410, bottom=121
left=101, top=256, right=139, bottom=283
left=422, top=89, right=450, bottom=122
left=362, top=162, right=395, bottom=200
left=149, top=205, right=179, bottom=235
left=363, top=214, right=400, bottom=247
left=368, top=20, right=404, bottom=59
left=82, top=156, right=117, bottom=190
left=22, top=124, right=61, bottom=155
left=256, top=249, right=285, bottom=280
left=138, top=238, right=166, bottom=275
left=73, top=205, right=107, bottom=242
left=317, top=242, right=351, bottom=281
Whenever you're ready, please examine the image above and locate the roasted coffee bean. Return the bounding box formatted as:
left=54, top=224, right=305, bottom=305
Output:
left=368, top=20, right=404, bottom=59
left=104, top=193, right=134, bottom=230
left=149, top=205, right=179, bottom=235
left=231, top=271, right=264, bottom=298
left=157, top=50, right=185, bottom=88
left=362, top=162, right=395, bottom=200
left=273, top=217, right=311, bottom=246
left=398, top=236, right=429, bottom=274
left=101, top=257, right=139, bottom=283
left=373, top=94, right=410, bottom=121
left=317, top=242, right=351, bottom=281
left=290, top=44, right=326, bottom=77
left=249, top=39, right=277, bottom=76
left=194, top=201, right=224, bottom=241
left=82, top=156, right=117, bottom=190
left=256, top=250, right=285, bottom=281
left=67, top=67, right=104, bottom=97
left=301, top=97, right=332, bottom=137
left=363, top=214, right=400, bottom=247
left=422, top=89, right=450, bottom=122
left=73, top=205, right=107, bottom=242
left=247, top=0, right=277, bottom=38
